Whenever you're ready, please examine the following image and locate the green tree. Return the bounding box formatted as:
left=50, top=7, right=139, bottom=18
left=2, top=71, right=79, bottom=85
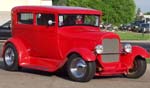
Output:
left=99, top=0, right=136, bottom=25
left=144, top=12, right=150, bottom=15
left=52, top=0, right=67, bottom=5
left=53, top=0, right=136, bottom=25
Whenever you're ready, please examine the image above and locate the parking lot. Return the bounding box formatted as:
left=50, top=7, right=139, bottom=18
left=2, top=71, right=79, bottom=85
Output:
left=0, top=42, right=150, bottom=88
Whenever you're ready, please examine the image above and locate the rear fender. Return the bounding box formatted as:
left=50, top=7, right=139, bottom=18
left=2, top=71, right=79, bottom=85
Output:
left=2, top=38, right=29, bottom=65
left=66, top=48, right=96, bottom=61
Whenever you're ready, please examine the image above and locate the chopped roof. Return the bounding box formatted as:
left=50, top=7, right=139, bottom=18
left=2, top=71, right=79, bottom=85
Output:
left=12, top=6, right=102, bottom=15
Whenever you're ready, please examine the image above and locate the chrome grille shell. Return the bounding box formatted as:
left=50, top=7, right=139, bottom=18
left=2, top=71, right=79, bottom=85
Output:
left=102, top=39, right=120, bottom=62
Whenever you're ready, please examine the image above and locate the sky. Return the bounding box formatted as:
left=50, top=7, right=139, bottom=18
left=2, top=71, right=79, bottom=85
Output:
left=135, top=0, right=150, bottom=12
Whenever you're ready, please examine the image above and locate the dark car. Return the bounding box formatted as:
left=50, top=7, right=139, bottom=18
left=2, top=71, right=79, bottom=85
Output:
left=0, top=20, right=11, bottom=40
left=131, top=20, right=145, bottom=32
left=139, top=23, right=150, bottom=33
left=119, top=24, right=132, bottom=31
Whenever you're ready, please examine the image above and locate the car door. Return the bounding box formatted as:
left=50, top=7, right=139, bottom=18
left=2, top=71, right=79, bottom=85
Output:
left=32, top=13, right=60, bottom=59
left=14, top=12, right=35, bottom=54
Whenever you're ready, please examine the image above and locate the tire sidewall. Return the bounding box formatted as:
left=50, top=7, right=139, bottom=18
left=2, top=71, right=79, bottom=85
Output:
left=126, top=58, right=146, bottom=78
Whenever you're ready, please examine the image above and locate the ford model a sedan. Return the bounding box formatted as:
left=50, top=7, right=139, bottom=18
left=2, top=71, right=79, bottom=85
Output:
left=2, top=6, right=149, bottom=82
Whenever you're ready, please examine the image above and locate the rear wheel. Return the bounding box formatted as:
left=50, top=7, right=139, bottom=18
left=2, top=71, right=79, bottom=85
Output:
left=67, top=55, right=96, bottom=82
left=3, top=43, right=19, bottom=71
left=125, top=57, right=147, bottom=78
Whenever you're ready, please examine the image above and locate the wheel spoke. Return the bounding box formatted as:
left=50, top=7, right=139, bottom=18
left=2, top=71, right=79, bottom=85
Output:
left=70, top=68, right=78, bottom=72
left=70, top=58, right=87, bottom=78
left=4, top=47, right=15, bottom=66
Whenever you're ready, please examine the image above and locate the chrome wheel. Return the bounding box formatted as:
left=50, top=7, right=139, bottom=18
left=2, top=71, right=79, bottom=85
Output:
left=4, top=47, right=15, bottom=66
left=3, top=43, right=19, bottom=71
left=67, top=55, right=96, bottom=82
left=70, top=58, right=87, bottom=78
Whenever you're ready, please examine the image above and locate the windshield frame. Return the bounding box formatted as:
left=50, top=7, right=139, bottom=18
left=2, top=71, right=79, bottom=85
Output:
left=58, top=14, right=100, bottom=27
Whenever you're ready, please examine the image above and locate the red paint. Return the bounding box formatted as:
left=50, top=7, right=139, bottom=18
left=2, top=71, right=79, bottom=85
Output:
left=2, top=6, right=149, bottom=76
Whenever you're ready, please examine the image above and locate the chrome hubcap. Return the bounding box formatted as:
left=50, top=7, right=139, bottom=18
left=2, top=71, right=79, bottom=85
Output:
left=4, top=47, right=15, bottom=66
left=70, top=58, right=87, bottom=78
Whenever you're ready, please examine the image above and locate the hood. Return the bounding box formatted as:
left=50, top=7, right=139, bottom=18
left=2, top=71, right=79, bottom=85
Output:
left=59, top=26, right=120, bottom=42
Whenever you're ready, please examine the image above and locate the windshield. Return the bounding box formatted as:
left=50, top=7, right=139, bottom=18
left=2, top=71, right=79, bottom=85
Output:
left=59, top=14, right=100, bottom=27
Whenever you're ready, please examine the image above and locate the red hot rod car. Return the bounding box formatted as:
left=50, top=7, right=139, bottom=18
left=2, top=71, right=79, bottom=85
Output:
left=2, top=6, right=149, bottom=82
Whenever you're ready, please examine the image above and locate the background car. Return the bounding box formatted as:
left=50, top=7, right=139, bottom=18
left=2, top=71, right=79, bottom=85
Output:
left=104, top=23, right=113, bottom=31
left=139, top=23, right=150, bottom=33
left=131, top=20, right=145, bottom=32
left=0, top=20, right=11, bottom=40
left=119, top=24, right=132, bottom=31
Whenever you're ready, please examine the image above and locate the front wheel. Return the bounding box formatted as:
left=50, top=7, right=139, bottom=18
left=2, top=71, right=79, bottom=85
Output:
left=125, top=57, right=147, bottom=78
left=67, top=55, right=96, bottom=82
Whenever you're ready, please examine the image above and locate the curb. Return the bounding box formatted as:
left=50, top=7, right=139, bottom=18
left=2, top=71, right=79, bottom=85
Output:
left=121, top=40, right=150, bottom=43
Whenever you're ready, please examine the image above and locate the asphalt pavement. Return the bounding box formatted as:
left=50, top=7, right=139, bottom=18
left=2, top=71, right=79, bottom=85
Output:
left=0, top=58, right=149, bottom=88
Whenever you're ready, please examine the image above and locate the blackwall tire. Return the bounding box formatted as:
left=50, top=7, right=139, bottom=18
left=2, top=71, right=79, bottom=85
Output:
left=67, top=55, right=96, bottom=82
left=3, top=43, right=19, bottom=71
left=125, top=58, right=147, bottom=78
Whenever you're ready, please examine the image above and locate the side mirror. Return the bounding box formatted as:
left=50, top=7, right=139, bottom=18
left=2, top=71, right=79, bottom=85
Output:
left=48, top=20, right=55, bottom=26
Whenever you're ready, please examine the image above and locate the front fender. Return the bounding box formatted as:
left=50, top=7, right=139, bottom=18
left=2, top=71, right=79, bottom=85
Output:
left=120, top=46, right=149, bottom=68
left=132, top=46, right=149, bottom=59
left=2, top=38, right=29, bottom=65
left=66, top=48, right=96, bottom=61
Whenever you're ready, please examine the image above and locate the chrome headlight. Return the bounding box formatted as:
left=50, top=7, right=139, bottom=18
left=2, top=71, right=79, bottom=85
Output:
left=124, top=44, right=132, bottom=53
left=95, top=45, right=103, bottom=54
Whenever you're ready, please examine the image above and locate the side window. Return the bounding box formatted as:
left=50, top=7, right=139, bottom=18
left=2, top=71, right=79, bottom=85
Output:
left=36, top=13, right=55, bottom=26
left=18, top=13, right=33, bottom=24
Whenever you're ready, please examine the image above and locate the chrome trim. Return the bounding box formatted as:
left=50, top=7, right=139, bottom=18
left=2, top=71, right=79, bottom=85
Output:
left=4, top=47, right=15, bottom=66
left=102, top=39, right=120, bottom=62
left=70, top=58, right=87, bottom=78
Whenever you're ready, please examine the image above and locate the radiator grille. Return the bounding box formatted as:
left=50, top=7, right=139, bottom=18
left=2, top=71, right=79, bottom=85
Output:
left=102, top=39, right=119, bottom=62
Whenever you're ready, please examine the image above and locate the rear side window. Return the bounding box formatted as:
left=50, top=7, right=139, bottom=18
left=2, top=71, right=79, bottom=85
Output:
left=18, top=13, right=33, bottom=24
